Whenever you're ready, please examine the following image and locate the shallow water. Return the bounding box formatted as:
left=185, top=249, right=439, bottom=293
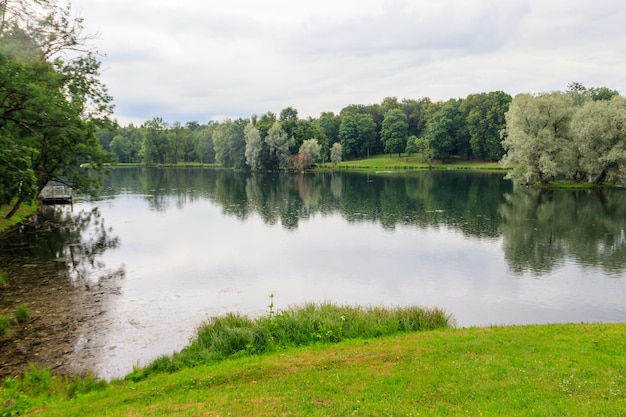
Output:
left=1, top=168, right=625, bottom=379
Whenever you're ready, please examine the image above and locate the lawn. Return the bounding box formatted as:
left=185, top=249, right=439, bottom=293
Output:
left=2, top=322, right=625, bottom=416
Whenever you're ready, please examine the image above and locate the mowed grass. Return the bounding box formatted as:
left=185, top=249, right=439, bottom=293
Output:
left=2, top=315, right=625, bottom=415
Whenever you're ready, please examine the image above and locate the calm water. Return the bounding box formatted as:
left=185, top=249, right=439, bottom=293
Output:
left=2, top=168, right=625, bottom=379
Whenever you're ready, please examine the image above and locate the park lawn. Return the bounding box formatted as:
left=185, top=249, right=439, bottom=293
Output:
left=3, top=323, right=625, bottom=416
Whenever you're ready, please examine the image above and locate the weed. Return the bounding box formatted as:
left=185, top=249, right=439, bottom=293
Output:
left=267, top=293, right=275, bottom=320
left=0, top=272, right=8, bottom=287
left=14, top=305, right=29, bottom=323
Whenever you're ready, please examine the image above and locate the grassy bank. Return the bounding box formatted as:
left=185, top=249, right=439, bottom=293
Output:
left=1, top=304, right=625, bottom=416
left=0, top=200, right=38, bottom=235
left=332, top=154, right=506, bottom=172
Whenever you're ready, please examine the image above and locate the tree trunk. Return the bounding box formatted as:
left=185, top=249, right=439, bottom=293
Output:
left=5, top=196, right=24, bottom=220
left=593, top=168, right=608, bottom=186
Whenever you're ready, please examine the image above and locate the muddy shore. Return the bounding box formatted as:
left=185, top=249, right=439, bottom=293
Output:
left=0, top=207, right=122, bottom=380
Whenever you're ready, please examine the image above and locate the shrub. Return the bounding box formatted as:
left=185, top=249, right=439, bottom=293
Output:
left=15, top=304, right=30, bottom=323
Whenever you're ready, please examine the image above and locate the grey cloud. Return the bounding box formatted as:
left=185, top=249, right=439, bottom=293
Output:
left=287, top=1, right=532, bottom=57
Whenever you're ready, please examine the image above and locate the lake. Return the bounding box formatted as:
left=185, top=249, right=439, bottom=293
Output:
left=1, top=168, right=625, bottom=379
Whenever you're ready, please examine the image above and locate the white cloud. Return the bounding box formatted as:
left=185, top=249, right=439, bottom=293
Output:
left=72, top=0, right=626, bottom=125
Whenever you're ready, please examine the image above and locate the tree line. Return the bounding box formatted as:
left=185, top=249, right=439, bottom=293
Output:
left=98, top=92, right=514, bottom=170
left=103, top=83, right=625, bottom=188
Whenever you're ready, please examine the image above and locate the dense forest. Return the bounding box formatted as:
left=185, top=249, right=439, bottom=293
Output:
left=100, top=82, right=625, bottom=189
left=98, top=92, right=514, bottom=169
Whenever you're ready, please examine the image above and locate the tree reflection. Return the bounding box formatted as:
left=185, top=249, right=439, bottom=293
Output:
left=106, top=168, right=510, bottom=236
left=0, top=205, right=123, bottom=377
left=2, top=205, right=123, bottom=284
left=100, top=168, right=626, bottom=276
left=499, top=188, right=626, bottom=276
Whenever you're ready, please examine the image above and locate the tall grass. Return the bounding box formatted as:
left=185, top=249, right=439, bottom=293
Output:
left=131, top=302, right=452, bottom=380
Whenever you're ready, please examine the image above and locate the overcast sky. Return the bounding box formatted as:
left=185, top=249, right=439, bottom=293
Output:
left=71, top=0, right=626, bottom=126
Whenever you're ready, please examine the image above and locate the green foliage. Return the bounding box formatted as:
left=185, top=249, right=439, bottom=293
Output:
left=502, top=85, right=626, bottom=186
left=330, top=142, right=342, bottom=166
left=244, top=122, right=263, bottom=170
left=212, top=118, right=247, bottom=169
left=294, top=138, right=321, bottom=171
left=502, top=92, right=574, bottom=184
left=425, top=98, right=469, bottom=162
left=571, top=95, right=626, bottom=185
left=339, top=113, right=377, bottom=159
left=380, top=108, right=409, bottom=157
left=0, top=1, right=113, bottom=219
left=0, top=271, right=8, bottom=287
left=461, top=91, right=512, bottom=161
left=264, top=121, right=294, bottom=170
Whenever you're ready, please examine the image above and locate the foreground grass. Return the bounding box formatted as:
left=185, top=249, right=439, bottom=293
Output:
left=131, top=302, right=451, bottom=380
left=2, top=320, right=625, bottom=416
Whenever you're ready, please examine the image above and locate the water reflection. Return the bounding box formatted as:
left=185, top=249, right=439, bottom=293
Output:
left=102, top=169, right=511, bottom=236
left=101, top=168, right=626, bottom=276
left=500, top=187, right=626, bottom=276
left=0, top=206, right=123, bottom=378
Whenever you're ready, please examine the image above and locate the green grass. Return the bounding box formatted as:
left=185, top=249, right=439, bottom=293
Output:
left=331, top=154, right=507, bottom=172
left=2, top=303, right=625, bottom=416
left=2, top=323, right=625, bottom=416
left=129, top=302, right=450, bottom=380
left=111, top=162, right=222, bottom=168
left=0, top=200, right=38, bottom=235
left=541, top=180, right=615, bottom=189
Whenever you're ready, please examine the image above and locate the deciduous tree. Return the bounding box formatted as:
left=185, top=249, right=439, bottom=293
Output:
left=571, top=96, right=626, bottom=185
left=0, top=0, right=113, bottom=218
left=244, top=123, right=263, bottom=170
left=265, top=121, right=294, bottom=170
left=381, top=108, right=408, bottom=157
left=501, top=92, right=574, bottom=185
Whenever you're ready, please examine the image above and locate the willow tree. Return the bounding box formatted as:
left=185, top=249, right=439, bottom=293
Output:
left=264, top=121, right=294, bottom=170
left=571, top=95, right=626, bottom=185
left=501, top=92, right=574, bottom=185
left=244, top=122, right=263, bottom=170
